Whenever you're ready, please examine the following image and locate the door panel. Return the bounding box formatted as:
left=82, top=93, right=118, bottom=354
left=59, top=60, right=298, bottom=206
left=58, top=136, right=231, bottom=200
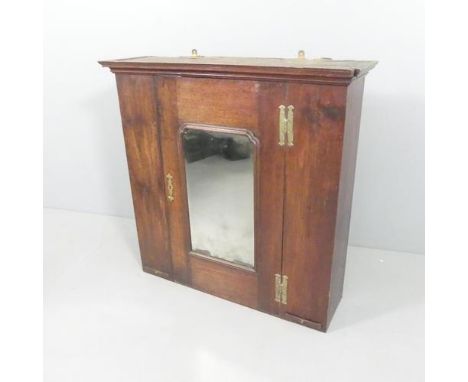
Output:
left=157, top=77, right=286, bottom=314
left=281, top=83, right=347, bottom=326
left=190, top=254, right=258, bottom=308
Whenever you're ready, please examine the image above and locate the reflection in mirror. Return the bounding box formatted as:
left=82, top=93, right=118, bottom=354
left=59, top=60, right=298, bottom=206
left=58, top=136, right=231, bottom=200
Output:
left=182, top=127, right=255, bottom=268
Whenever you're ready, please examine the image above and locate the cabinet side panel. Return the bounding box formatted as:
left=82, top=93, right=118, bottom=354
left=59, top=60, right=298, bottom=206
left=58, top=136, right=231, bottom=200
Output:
left=327, top=78, right=366, bottom=326
left=115, top=74, right=172, bottom=277
left=282, top=83, right=347, bottom=330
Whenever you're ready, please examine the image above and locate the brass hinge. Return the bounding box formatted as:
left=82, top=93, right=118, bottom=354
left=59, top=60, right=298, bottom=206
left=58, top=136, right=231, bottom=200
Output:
left=275, top=274, right=288, bottom=304
left=166, top=173, right=174, bottom=202
left=278, top=105, right=294, bottom=146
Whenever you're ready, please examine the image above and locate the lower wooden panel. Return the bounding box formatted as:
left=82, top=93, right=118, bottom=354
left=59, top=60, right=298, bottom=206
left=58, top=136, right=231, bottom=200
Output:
left=189, top=254, right=258, bottom=309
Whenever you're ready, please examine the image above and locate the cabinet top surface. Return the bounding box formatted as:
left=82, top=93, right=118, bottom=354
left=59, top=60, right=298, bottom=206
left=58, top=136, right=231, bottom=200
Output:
left=99, top=55, right=377, bottom=82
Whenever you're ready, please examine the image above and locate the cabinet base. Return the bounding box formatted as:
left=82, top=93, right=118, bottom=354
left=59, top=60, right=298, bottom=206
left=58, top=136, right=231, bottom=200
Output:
left=142, top=265, right=171, bottom=280
left=142, top=265, right=327, bottom=331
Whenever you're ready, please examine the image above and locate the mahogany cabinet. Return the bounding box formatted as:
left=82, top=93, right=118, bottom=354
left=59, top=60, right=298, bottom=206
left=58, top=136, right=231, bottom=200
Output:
left=100, top=53, right=376, bottom=331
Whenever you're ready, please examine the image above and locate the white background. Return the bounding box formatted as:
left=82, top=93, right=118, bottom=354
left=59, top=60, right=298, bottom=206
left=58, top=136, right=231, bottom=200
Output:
left=2, top=1, right=468, bottom=381
left=44, top=0, right=425, bottom=254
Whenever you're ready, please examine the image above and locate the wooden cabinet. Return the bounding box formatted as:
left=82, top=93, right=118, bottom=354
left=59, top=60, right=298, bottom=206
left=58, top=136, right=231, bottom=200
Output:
left=100, top=54, right=376, bottom=331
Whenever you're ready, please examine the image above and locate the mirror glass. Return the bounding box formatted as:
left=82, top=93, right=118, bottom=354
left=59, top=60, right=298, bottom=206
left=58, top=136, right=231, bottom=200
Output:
left=182, top=127, right=255, bottom=268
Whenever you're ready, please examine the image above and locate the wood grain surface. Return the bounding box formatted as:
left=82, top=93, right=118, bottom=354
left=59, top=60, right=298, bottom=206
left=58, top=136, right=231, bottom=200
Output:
left=103, top=56, right=375, bottom=331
